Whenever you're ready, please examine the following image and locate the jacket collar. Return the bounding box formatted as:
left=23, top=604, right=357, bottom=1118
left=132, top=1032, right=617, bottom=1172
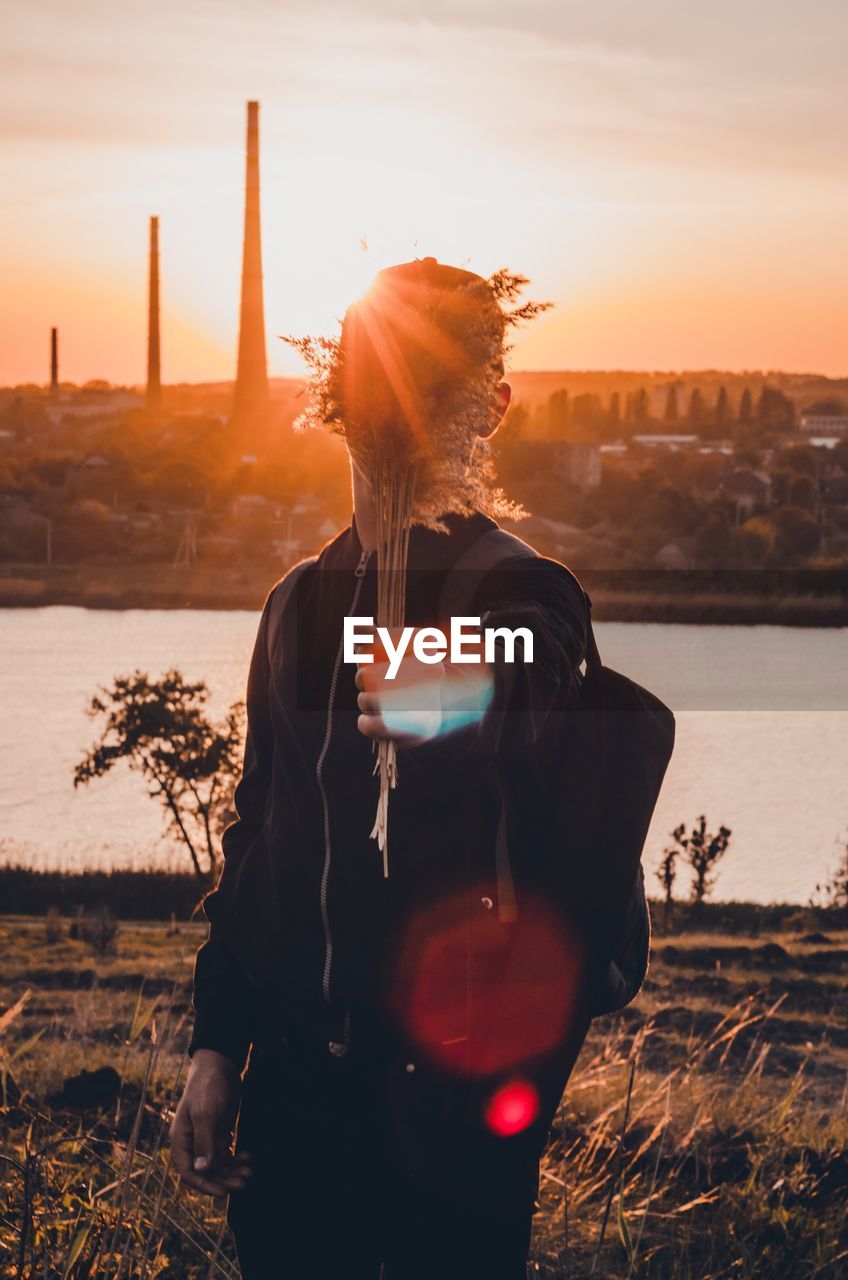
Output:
left=347, top=510, right=497, bottom=572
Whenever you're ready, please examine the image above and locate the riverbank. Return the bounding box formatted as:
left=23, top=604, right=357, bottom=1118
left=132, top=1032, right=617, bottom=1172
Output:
left=3, top=864, right=847, bottom=931
left=1, top=910, right=846, bottom=1277
left=1, top=561, right=846, bottom=624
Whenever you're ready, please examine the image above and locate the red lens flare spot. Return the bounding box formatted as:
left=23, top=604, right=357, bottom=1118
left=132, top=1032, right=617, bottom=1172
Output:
left=391, top=889, right=585, bottom=1077
left=484, top=1080, right=540, bottom=1138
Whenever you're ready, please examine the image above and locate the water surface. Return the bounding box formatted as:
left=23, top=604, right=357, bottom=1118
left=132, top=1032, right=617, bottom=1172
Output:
left=1, top=607, right=845, bottom=904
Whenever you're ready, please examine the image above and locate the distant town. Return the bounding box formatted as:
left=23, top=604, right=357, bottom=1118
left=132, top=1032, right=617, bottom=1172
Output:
left=1, top=103, right=846, bottom=619
left=1, top=366, right=846, bottom=619
left=494, top=368, right=848, bottom=580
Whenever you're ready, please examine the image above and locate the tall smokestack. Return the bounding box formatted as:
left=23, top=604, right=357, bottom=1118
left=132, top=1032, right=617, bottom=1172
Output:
left=232, top=100, right=269, bottom=423
left=50, top=327, right=59, bottom=398
left=147, top=215, right=162, bottom=413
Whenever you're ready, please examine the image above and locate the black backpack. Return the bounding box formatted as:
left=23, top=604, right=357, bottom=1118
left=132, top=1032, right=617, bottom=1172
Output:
left=439, top=527, right=676, bottom=1018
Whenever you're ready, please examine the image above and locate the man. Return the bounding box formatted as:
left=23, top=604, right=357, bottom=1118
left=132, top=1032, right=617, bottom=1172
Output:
left=171, top=258, right=591, bottom=1279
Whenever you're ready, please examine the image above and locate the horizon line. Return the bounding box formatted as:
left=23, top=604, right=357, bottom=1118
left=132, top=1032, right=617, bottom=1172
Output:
left=5, top=366, right=848, bottom=395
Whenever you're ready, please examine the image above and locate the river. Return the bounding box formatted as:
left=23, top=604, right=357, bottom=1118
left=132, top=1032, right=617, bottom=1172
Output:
left=0, top=607, right=845, bottom=904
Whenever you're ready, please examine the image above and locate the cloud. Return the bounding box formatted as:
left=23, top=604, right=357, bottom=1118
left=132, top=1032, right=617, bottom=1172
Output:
left=1, top=0, right=846, bottom=191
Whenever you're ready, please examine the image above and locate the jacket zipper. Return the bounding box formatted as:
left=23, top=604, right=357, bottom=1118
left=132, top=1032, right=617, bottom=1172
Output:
left=316, top=548, right=371, bottom=1004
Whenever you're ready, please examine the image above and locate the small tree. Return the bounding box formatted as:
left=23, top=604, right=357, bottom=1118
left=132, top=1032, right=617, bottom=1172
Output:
left=668, top=816, right=732, bottom=911
left=715, top=385, right=729, bottom=431
left=757, top=385, right=795, bottom=429
left=546, top=388, right=570, bottom=439
left=663, top=384, right=679, bottom=424
left=74, top=670, right=245, bottom=881
left=656, top=827, right=684, bottom=927
left=817, top=833, right=848, bottom=909
left=771, top=505, right=820, bottom=559
left=688, top=387, right=705, bottom=430
left=632, top=387, right=649, bottom=426
left=738, top=517, right=775, bottom=566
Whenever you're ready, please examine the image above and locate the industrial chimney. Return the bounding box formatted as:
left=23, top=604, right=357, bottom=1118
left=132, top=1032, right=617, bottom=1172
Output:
left=50, top=327, right=59, bottom=398
left=146, top=215, right=162, bottom=413
left=232, top=100, right=269, bottom=423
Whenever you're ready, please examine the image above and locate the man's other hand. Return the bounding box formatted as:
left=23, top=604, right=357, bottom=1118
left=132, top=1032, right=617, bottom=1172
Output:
left=170, top=1049, right=252, bottom=1198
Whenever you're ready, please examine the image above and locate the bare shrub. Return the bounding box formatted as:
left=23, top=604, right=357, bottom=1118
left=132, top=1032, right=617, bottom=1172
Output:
left=44, top=906, right=63, bottom=945
left=70, top=905, right=119, bottom=957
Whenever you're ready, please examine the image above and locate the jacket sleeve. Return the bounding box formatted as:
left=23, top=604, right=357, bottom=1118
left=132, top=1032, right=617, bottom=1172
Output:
left=188, top=584, right=278, bottom=1070
left=474, top=556, right=588, bottom=754
left=406, top=555, right=587, bottom=768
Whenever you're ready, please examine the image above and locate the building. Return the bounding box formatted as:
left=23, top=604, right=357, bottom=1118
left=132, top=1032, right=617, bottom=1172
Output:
left=230, top=493, right=282, bottom=520
left=800, top=413, right=848, bottom=436
left=806, top=437, right=843, bottom=451
left=632, top=434, right=699, bottom=450
left=722, top=468, right=773, bottom=517
left=519, top=440, right=602, bottom=490
left=44, top=389, right=143, bottom=427
left=697, top=468, right=772, bottom=522
left=654, top=539, right=696, bottom=570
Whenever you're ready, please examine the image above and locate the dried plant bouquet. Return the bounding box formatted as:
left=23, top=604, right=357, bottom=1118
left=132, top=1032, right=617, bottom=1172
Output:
left=285, top=262, right=549, bottom=872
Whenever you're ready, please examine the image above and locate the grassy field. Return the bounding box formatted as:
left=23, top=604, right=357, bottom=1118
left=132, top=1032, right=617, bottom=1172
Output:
left=1, top=911, right=846, bottom=1279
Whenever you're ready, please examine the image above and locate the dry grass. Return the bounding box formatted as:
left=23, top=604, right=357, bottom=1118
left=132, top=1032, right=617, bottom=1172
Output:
left=1, top=916, right=846, bottom=1279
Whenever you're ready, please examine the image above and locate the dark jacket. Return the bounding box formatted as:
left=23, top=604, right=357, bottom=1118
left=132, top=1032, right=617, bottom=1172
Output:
left=190, top=512, right=588, bottom=1070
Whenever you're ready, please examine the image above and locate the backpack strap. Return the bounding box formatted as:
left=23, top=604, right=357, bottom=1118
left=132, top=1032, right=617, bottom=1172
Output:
left=438, top=527, right=600, bottom=926
left=584, top=596, right=603, bottom=675
left=265, top=556, right=318, bottom=665
left=438, top=527, right=653, bottom=1018
left=437, top=527, right=537, bottom=621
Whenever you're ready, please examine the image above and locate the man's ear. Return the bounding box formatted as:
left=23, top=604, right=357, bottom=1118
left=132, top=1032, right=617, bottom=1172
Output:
left=478, top=382, right=512, bottom=440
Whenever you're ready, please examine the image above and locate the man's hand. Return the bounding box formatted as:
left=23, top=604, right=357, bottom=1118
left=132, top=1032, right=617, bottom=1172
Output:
left=355, top=649, right=446, bottom=745
left=170, top=1049, right=252, bottom=1197
left=356, top=645, right=494, bottom=746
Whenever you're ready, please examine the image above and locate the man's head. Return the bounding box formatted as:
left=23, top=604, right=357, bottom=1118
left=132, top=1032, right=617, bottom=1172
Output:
left=337, top=257, right=511, bottom=458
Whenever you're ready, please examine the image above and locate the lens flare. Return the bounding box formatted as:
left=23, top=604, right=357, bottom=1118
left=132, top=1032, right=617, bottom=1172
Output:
left=484, top=1080, right=540, bottom=1137
left=379, top=675, right=445, bottom=740
left=379, top=667, right=493, bottom=739
left=391, top=888, right=584, bottom=1077
left=438, top=667, right=493, bottom=734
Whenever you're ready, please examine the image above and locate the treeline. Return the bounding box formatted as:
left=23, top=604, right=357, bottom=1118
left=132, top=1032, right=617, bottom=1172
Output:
left=517, top=381, right=812, bottom=443
left=2, top=864, right=846, bottom=937
left=0, top=866, right=207, bottom=921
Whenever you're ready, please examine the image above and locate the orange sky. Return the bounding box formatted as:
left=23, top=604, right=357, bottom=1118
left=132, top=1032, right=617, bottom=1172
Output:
left=1, top=1, right=847, bottom=386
